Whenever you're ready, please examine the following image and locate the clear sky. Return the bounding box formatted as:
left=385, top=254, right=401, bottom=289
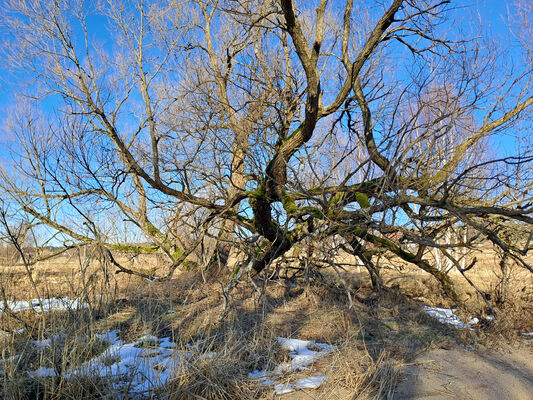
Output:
left=0, top=0, right=529, bottom=158
left=0, top=0, right=529, bottom=246
left=0, top=1, right=520, bottom=102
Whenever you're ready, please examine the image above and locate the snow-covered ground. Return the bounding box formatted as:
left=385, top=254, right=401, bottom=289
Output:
left=249, top=337, right=334, bottom=395
left=0, top=296, right=334, bottom=395
left=32, top=330, right=183, bottom=394
left=423, top=306, right=533, bottom=338
left=0, top=297, right=88, bottom=313
left=423, top=306, right=479, bottom=329
left=3, top=328, right=334, bottom=396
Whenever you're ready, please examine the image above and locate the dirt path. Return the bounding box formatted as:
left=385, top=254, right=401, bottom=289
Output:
left=393, top=341, right=533, bottom=400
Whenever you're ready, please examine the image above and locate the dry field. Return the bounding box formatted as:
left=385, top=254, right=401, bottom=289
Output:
left=0, top=244, right=532, bottom=399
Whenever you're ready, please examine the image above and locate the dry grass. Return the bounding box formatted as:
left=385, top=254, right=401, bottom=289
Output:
left=158, top=338, right=263, bottom=400
left=0, top=243, right=532, bottom=399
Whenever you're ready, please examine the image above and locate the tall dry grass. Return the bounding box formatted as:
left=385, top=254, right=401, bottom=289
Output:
left=0, top=242, right=531, bottom=399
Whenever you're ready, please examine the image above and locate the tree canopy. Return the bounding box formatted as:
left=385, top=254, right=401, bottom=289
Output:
left=1, top=0, right=532, bottom=301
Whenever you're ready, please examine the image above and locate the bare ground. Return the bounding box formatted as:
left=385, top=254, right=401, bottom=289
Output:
left=393, top=341, right=533, bottom=400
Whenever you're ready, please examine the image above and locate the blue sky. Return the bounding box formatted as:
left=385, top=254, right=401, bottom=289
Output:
left=0, top=0, right=529, bottom=160
left=0, top=1, right=518, bottom=101
left=0, top=0, right=529, bottom=245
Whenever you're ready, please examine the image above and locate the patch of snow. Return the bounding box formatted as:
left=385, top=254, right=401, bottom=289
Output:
left=521, top=332, right=533, bottom=337
left=29, top=331, right=183, bottom=394
left=277, top=337, right=311, bottom=352
left=272, top=376, right=328, bottom=395
left=135, top=334, right=159, bottom=346
left=249, top=369, right=269, bottom=379
left=274, top=383, right=295, bottom=395
left=76, top=341, right=178, bottom=392
left=159, top=337, right=176, bottom=349
left=250, top=337, right=334, bottom=394
left=32, top=338, right=52, bottom=348
left=76, top=335, right=180, bottom=392
left=295, top=375, right=328, bottom=389
left=95, top=329, right=120, bottom=345
left=423, top=306, right=478, bottom=329
left=31, top=334, right=65, bottom=349
left=275, top=337, right=334, bottom=373
left=31, top=366, right=58, bottom=377
left=0, top=297, right=89, bottom=313
left=21, top=332, right=331, bottom=395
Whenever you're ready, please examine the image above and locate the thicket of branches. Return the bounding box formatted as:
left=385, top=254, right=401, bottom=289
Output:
left=1, top=0, right=532, bottom=301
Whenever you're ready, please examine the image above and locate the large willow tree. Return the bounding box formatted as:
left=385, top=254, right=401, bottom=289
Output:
left=1, top=0, right=532, bottom=300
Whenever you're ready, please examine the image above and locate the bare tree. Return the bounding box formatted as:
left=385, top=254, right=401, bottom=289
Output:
left=0, top=0, right=532, bottom=301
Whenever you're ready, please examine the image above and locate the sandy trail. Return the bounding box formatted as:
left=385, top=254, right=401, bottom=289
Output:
left=393, top=342, right=533, bottom=400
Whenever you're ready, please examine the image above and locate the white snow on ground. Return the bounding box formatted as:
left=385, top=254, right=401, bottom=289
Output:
left=249, top=337, right=335, bottom=395
left=423, top=306, right=478, bottom=329
left=0, top=297, right=89, bottom=313
left=424, top=307, right=533, bottom=336
left=8, top=331, right=334, bottom=396
left=274, top=376, right=329, bottom=395
left=33, top=331, right=183, bottom=394
left=32, top=338, right=53, bottom=348
left=95, top=329, right=121, bottom=345
left=33, top=366, right=58, bottom=377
